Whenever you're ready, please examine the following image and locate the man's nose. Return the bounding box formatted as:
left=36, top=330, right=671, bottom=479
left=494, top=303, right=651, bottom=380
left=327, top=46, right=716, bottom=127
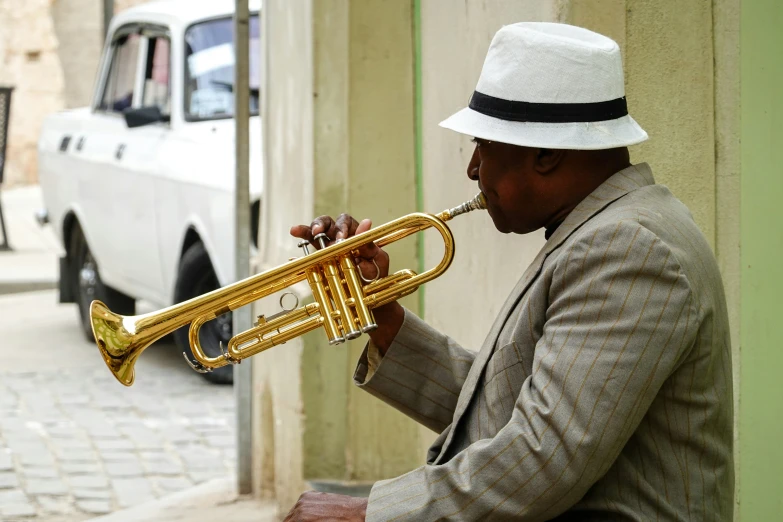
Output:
left=467, top=147, right=480, bottom=181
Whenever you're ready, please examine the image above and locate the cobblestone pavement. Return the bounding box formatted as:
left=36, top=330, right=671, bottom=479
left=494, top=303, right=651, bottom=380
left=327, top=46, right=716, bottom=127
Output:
left=0, top=291, right=236, bottom=521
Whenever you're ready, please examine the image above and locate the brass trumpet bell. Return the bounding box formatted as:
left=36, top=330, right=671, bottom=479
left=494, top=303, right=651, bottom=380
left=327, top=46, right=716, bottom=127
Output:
left=92, top=301, right=139, bottom=386
left=91, top=193, right=486, bottom=386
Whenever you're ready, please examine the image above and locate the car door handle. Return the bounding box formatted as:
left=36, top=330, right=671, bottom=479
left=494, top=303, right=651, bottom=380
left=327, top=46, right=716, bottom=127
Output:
left=115, top=143, right=126, bottom=160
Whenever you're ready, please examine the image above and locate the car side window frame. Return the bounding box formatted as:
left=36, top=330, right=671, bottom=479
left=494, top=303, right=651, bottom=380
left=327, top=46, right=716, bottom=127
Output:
left=93, top=23, right=171, bottom=120
left=136, top=27, right=173, bottom=128
left=140, top=35, right=172, bottom=121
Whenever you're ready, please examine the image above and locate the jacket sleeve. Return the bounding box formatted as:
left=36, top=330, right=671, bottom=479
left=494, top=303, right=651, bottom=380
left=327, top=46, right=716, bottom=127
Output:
left=354, top=308, right=476, bottom=433
left=364, top=221, right=700, bottom=521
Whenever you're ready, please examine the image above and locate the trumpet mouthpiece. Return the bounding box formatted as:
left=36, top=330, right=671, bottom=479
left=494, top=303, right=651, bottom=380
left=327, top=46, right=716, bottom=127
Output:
left=474, top=192, right=488, bottom=210
left=438, top=192, right=488, bottom=221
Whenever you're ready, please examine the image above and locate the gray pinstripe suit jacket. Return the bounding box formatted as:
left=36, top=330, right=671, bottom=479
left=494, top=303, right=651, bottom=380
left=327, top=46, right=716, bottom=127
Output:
left=354, top=164, right=734, bottom=521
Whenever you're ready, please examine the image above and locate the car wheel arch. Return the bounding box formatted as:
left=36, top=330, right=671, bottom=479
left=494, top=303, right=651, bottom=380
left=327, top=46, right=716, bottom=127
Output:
left=180, top=226, right=203, bottom=262
left=176, top=226, right=223, bottom=291
left=62, top=210, right=82, bottom=258
left=176, top=219, right=227, bottom=287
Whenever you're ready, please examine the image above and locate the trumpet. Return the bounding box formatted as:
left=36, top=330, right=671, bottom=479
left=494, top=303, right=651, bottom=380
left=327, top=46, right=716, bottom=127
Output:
left=91, top=193, right=487, bottom=386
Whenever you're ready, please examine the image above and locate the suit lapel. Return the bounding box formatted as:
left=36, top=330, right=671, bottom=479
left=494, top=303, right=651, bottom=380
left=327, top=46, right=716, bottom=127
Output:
left=432, top=163, right=656, bottom=464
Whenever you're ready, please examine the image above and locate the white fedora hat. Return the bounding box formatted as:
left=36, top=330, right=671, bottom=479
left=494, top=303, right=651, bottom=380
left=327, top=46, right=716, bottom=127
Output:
left=440, top=22, right=647, bottom=150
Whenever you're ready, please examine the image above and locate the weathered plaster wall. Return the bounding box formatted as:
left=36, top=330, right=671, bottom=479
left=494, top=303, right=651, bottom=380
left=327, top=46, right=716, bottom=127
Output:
left=0, top=0, right=147, bottom=187
left=51, top=0, right=104, bottom=110
left=419, top=0, right=561, bottom=457
left=713, top=1, right=741, bottom=517
left=0, top=0, right=66, bottom=186
left=625, top=0, right=717, bottom=247
left=254, top=0, right=314, bottom=510
left=113, top=0, right=147, bottom=13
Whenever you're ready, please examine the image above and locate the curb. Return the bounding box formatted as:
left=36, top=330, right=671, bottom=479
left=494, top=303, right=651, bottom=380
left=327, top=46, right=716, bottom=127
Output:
left=0, top=280, right=57, bottom=296
left=87, top=477, right=277, bottom=522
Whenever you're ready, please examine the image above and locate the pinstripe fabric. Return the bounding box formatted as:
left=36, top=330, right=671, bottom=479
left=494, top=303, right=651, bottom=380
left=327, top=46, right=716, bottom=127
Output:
left=354, top=164, right=733, bottom=521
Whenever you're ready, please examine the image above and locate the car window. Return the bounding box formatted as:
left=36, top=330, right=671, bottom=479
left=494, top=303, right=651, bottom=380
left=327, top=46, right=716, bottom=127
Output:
left=184, top=15, right=260, bottom=120
left=142, top=36, right=171, bottom=117
left=99, top=33, right=141, bottom=113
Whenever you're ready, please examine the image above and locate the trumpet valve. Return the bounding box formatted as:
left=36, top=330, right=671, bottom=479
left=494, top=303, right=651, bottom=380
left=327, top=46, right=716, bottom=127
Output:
left=297, top=240, right=311, bottom=255
left=313, top=233, right=329, bottom=249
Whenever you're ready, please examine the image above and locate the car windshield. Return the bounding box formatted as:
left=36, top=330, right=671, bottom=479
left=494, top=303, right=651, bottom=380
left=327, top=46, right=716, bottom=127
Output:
left=184, top=15, right=260, bottom=120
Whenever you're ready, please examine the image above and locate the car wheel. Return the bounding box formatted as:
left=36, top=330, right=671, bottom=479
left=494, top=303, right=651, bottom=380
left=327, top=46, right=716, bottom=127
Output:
left=70, top=225, right=136, bottom=342
left=173, top=242, right=234, bottom=385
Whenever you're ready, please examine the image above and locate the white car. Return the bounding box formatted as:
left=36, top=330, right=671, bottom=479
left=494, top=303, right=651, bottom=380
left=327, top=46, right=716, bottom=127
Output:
left=37, top=0, right=262, bottom=383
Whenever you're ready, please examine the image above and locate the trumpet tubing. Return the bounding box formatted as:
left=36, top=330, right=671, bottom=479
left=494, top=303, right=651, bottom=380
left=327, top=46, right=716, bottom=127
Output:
left=91, top=193, right=487, bottom=386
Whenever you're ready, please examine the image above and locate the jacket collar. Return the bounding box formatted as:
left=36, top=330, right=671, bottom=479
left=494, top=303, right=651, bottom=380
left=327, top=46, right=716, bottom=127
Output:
left=543, top=162, right=655, bottom=255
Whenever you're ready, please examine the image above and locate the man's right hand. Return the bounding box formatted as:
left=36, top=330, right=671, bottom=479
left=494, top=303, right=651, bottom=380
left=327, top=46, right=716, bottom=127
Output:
left=290, top=213, right=404, bottom=354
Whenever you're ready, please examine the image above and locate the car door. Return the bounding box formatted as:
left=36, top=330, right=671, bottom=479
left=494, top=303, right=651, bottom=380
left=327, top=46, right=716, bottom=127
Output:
left=79, top=25, right=173, bottom=302
left=107, top=29, right=172, bottom=300
left=75, top=28, right=151, bottom=296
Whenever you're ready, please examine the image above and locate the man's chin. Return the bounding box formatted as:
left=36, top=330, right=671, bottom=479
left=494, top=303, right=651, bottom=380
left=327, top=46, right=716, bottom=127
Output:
left=489, top=216, right=512, bottom=234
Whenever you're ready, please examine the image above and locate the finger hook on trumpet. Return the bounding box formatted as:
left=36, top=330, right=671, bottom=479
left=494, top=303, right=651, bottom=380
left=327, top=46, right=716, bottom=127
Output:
left=183, top=352, right=211, bottom=373
left=359, top=258, right=381, bottom=284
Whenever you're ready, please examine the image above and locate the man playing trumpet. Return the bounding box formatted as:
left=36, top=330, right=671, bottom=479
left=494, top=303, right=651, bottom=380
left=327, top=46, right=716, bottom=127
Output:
left=286, top=23, right=733, bottom=522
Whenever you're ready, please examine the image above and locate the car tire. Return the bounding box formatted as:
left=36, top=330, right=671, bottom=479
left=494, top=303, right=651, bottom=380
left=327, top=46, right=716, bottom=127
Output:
left=173, top=242, right=234, bottom=385
left=70, top=225, right=136, bottom=342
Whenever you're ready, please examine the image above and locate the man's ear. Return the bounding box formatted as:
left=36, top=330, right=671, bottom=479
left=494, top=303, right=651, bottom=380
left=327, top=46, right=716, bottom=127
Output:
left=534, top=148, right=566, bottom=174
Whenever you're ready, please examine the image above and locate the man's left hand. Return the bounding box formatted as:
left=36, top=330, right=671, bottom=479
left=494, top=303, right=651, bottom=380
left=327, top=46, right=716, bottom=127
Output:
left=283, top=491, right=368, bottom=521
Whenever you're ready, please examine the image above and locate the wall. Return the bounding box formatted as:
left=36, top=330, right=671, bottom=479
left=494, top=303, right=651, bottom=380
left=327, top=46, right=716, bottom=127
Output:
left=419, top=0, right=737, bottom=461
left=739, top=0, right=783, bottom=519
left=713, top=3, right=741, bottom=516
left=0, top=0, right=66, bottom=186
left=568, top=3, right=741, bottom=518
left=0, top=0, right=146, bottom=187
left=257, top=0, right=747, bottom=514
left=254, top=0, right=314, bottom=509
left=51, top=0, right=104, bottom=110
left=419, top=0, right=560, bottom=458
left=342, top=0, right=422, bottom=481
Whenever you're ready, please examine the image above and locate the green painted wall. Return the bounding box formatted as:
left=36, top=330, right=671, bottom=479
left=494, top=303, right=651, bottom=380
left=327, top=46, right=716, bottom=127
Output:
left=739, top=1, right=783, bottom=519
left=343, top=0, right=422, bottom=481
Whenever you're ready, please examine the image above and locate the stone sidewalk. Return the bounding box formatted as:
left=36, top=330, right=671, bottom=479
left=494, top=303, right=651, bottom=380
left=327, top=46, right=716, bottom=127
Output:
left=0, top=289, right=237, bottom=521
left=0, top=185, right=59, bottom=295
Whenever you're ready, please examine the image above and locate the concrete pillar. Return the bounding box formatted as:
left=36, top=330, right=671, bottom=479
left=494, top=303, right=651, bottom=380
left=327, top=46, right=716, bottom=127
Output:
left=254, top=0, right=420, bottom=511
left=254, top=1, right=314, bottom=509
